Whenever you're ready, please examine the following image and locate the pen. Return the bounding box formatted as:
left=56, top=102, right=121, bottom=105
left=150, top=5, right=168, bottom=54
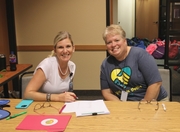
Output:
left=81, top=111, right=105, bottom=116
left=162, top=103, right=166, bottom=111
left=59, top=104, right=66, bottom=114
left=6, top=111, right=27, bottom=120
left=64, top=91, right=78, bottom=100
left=72, top=95, right=78, bottom=100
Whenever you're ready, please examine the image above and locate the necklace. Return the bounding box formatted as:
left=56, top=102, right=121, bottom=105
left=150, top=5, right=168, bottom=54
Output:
left=58, top=65, right=68, bottom=76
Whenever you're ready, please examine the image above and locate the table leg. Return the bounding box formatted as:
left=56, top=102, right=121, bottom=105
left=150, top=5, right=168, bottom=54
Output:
left=13, top=77, right=19, bottom=91
left=3, top=83, right=9, bottom=98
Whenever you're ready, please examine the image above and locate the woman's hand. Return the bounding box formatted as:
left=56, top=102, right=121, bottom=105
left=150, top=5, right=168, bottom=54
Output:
left=64, top=92, right=78, bottom=102
left=102, top=89, right=120, bottom=101
left=52, top=92, right=78, bottom=102
left=144, top=82, right=161, bottom=101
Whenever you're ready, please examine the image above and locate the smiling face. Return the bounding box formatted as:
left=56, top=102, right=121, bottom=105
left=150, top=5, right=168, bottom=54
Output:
left=103, top=24, right=128, bottom=61
left=106, top=34, right=127, bottom=61
left=54, top=38, right=75, bottom=62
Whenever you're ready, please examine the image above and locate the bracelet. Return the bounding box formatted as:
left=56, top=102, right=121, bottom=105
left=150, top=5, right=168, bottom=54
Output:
left=46, top=93, right=51, bottom=102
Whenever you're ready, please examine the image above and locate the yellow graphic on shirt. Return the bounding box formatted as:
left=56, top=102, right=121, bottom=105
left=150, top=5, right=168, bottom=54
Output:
left=111, top=67, right=131, bottom=89
left=114, top=85, right=142, bottom=95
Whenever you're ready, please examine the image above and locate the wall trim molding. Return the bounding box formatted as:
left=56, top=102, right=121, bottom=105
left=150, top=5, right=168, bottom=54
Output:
left=17, top=45, right=106, bottom=51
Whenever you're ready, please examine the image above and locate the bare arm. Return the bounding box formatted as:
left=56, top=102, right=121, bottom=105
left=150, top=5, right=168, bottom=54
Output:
left=24, top=68, right=76, bottom=102
left=102, top=89, right=120, bottom=101
left=143, top=82, right=162, bottom=101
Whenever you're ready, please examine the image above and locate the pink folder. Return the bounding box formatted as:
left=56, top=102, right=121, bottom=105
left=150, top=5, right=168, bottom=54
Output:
left=16, top=115, right=71, bottom=131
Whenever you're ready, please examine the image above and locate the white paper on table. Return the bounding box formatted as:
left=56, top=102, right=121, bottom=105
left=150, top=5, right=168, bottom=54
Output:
left=62, top=100, right=110, bottom=117
left=62, top=101, right=78, bottom=113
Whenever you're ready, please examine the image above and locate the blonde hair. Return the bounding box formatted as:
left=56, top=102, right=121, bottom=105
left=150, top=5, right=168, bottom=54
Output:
left=48, top=31, right=74, bottom=57
left=102, top=24, right=126, bottom=44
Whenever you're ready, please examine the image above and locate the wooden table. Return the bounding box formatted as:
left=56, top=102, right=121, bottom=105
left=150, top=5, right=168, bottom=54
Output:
left=0, top=64, right=32, bottom=98
left=1, top=99, right=180, bottom=132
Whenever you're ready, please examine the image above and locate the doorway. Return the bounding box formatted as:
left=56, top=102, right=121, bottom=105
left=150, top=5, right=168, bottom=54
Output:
left=117, top=0, right=135, bottom=38
left=110, top=0, right=159, bottom=40
left=136, top=0, right=159, bottom=40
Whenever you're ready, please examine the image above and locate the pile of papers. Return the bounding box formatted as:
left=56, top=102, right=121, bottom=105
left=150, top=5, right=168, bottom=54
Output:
left=62, top=99, right=110, bottom=117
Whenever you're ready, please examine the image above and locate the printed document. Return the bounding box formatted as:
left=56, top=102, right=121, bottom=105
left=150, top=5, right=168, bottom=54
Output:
left=62, top=100, right=110, bottom=117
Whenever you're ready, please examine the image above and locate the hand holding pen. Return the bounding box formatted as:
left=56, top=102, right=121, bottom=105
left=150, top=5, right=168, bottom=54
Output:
left=64, top=92, right=78, bottom=102
left=69, top=92, right=78, bottom=100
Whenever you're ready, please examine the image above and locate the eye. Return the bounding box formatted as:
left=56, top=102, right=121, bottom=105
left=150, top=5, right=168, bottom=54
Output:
left=57, top=46, right=64, bottom=49
left=66, top=45, right=72, bottom=48
left=106, top=41, right=112, bottom=45
left=115, top=39, right=120, bottom=42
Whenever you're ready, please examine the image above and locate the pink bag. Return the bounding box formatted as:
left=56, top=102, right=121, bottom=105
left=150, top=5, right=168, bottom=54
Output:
left=169, top=44, right=179, bottom=59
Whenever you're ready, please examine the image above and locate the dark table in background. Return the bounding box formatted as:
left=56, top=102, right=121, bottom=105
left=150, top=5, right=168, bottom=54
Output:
left=0, top=64, right=32, bottom=98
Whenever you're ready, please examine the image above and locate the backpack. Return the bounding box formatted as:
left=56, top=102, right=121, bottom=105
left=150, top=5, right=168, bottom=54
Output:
left=152, top=45, right=165, bottom=59
left=169, top=44, right=179, bottom=59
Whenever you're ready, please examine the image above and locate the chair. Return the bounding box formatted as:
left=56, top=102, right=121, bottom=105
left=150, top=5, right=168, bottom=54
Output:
left=19, top=71, right=34, bottom=99
left=158, top=65, right=172, bottom=101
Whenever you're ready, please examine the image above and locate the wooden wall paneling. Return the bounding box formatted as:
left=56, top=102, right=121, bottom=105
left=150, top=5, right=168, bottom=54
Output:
left=0, top=0, right=13, bottom=92
left=0, top=0, right=9, bottom=63
left=17, top=45, right=106, bottom=51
